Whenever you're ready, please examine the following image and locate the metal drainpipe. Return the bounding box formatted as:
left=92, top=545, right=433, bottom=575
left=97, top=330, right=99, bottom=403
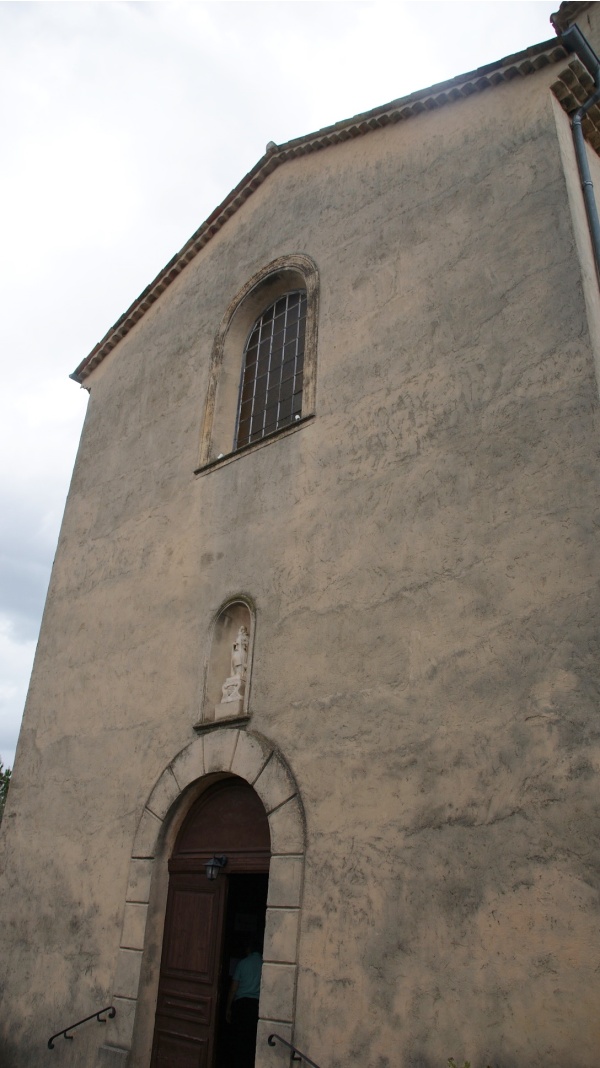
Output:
left=562, top=25, right=600, bottom=286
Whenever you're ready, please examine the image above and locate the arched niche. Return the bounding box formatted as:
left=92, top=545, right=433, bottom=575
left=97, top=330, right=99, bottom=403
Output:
left=201, top=600, right=254, bottom=724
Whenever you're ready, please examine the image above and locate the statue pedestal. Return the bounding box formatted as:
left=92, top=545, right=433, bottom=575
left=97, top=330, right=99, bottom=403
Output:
left=215, top=698, right=244, bottom=720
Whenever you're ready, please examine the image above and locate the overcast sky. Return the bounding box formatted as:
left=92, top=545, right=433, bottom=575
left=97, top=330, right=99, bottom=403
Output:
left=0, top=0, right=561, bottom=770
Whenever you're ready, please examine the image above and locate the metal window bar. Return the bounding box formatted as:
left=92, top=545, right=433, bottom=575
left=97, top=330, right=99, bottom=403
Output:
left=235, top=291, right=307, bottom=449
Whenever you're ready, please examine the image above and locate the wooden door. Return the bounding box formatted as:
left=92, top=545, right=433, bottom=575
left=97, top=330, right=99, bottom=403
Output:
left=151, top=872, right=227, bottom=1068
left=151, top=779, right=270, bottom=1068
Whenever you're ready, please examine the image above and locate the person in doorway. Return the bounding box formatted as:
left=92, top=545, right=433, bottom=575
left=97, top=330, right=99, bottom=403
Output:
left=226, top=936, right=263, bottom=1068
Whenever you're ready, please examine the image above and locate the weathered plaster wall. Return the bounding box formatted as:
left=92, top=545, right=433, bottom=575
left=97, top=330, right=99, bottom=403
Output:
left=1, top=56, right=600, bottom=1068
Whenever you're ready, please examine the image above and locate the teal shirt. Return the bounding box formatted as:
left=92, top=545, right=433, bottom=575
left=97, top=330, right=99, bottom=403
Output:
left=233, top=951, right=262, bottom=1000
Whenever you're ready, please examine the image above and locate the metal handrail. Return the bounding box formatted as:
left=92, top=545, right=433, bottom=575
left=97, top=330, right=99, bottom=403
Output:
left=48, top=1005, right=116, bottom=1049
left=268, top=1032, right=322, bottom=1068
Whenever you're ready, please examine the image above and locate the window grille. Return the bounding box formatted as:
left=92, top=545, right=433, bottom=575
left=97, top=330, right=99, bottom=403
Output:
left=236, top=291, right=307, bottom=448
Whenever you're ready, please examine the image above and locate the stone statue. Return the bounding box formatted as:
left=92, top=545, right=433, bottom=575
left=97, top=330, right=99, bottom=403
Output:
left=220, top=625, right=249, bottom=704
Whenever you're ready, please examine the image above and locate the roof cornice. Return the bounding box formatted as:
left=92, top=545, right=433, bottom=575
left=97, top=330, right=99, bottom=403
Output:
left=550, top=2, right=593, bottom=35
left=71, top=36, right=567, bottom=384
left=550, top=54, right=600, bottom=151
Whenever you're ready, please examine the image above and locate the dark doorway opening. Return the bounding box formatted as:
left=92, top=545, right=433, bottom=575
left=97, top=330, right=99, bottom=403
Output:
left=151, top=779, right=270, bottom=1068
left=215, top=873, right=269, bottom=1068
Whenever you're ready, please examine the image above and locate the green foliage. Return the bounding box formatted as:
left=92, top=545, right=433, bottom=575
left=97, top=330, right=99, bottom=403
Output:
left=0, top=761, right=11, bottom=822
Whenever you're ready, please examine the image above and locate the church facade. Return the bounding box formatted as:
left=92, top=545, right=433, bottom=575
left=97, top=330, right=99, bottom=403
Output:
left=3, top=4, right=600, bottom=1067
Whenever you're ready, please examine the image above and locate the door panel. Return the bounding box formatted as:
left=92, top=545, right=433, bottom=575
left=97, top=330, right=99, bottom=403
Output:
left=153, top=1030, right=209, bottom=1068
left=151, top=779, right=271, bottom=1068
left=164, top=886, right=219, bottom=979
left=151, top=874, right=227, bottom=1068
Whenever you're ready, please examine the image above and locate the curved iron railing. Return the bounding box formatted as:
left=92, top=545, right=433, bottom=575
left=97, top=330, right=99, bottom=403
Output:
left=268, top=1032, right=322, bottom=1068
left=48, top=1005, right=116, bottom=1049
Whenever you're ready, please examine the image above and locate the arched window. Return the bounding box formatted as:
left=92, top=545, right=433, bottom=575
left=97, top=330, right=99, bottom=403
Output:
left=236, top=290, right=307, bottom=448
left=198, top=255, right=318, bottom=468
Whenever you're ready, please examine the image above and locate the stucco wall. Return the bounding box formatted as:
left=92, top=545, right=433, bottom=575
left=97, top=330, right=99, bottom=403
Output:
left=2, top=55, right=600, bottom=1068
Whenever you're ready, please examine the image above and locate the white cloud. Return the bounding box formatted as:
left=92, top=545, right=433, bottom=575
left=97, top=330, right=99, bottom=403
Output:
left=0, top=615, right=36, bottom=769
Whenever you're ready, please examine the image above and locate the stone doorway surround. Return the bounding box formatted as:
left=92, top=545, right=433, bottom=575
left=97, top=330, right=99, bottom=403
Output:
left=102, top=729, right=305, bottom=1068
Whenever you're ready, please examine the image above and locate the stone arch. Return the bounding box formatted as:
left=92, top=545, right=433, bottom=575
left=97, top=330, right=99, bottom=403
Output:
left=108, top=729, right=305, bottom=1066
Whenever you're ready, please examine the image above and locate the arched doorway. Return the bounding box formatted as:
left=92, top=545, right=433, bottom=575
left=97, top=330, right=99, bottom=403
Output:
left=151, top=777, right=270, bottom=1068
left=110, top=730, right=305, bottom=1065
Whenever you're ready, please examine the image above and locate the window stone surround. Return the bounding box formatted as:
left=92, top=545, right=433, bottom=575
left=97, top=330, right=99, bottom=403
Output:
left=197, top=254, right=319, bottom=469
